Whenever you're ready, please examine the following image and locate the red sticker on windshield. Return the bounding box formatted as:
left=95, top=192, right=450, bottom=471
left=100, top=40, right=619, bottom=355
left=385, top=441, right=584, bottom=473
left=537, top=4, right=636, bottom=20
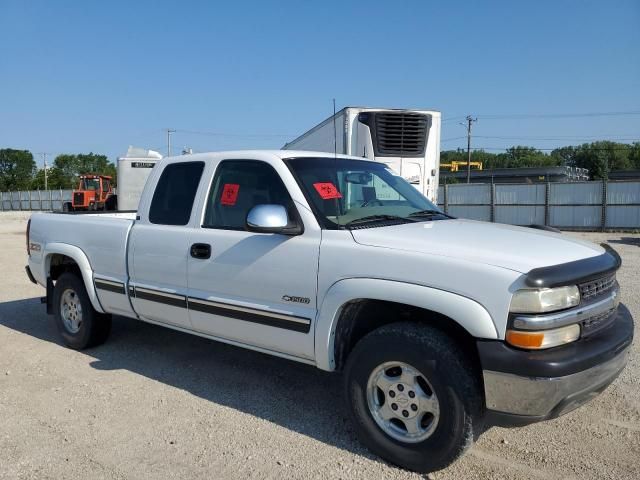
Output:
left=221, top=183, right=240, bottom=206
left=313, top=182, right=342, bottom=200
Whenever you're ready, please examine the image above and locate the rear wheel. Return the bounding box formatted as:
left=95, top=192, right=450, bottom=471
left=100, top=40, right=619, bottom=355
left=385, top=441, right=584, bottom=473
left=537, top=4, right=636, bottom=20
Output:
left=53, top=272, right=111, bottom=349
left=344, top=322, right=482, bottom=473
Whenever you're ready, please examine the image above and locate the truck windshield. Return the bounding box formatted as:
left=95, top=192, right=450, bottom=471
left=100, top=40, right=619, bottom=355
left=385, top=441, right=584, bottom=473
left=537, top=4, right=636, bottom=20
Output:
left=285, top=157, right=448, bottom=229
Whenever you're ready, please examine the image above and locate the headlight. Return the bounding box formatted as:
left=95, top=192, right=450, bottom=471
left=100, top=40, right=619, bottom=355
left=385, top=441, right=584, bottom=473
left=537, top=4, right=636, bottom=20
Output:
left=510, top=285, right=580, bottom=313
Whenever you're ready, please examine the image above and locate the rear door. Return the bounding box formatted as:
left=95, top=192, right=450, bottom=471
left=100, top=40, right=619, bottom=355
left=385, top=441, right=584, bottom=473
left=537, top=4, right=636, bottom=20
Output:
left=186, top=158, right=321, bottom=360
left=128, top=161, right=205, bottom=329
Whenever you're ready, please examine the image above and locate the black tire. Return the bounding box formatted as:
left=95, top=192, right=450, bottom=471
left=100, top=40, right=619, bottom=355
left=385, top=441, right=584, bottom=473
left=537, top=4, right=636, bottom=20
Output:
left=343, top=322, right=482, bottom=473
left=62, top=202, right=72, bottom=213
left=105, top=195, right=117, bottom=211
left=53, top=272, right=111, bottom=350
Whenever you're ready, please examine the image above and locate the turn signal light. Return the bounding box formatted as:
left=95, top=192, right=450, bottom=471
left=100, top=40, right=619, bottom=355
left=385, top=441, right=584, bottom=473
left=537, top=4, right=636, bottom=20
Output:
left=506, top=324, right=580, bottom=350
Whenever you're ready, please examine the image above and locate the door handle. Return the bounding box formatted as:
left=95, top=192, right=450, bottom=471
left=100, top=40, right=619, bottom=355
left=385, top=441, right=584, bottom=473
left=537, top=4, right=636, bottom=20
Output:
left=190, top=243, right=211, bottom=259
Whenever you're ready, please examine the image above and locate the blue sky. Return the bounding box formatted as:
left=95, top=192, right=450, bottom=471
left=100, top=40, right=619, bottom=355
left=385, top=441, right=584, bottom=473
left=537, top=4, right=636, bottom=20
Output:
left=1, top=0, right=639, bottom=166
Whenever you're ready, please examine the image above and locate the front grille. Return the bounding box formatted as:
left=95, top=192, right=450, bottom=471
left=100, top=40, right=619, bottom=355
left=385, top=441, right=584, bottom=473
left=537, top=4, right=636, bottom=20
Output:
left=581, top=307, right=617, bottom=338
left=374, top=113, right=428, bottom=157
left=73, top=192, right=84, bottom=205
left=579, top=274, right=616, bottom=302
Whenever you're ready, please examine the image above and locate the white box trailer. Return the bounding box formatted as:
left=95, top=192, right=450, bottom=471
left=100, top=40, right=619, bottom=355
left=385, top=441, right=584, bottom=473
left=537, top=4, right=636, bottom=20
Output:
left=283, top=107, right=441, bottom=202
left=116, top=146, right=163, bottom=211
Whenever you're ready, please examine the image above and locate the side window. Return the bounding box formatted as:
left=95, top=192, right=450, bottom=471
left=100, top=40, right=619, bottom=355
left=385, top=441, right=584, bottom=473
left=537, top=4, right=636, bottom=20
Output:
left=203, top=160, right=293, bottom=230
left=149, top=162, right=204, bottom=225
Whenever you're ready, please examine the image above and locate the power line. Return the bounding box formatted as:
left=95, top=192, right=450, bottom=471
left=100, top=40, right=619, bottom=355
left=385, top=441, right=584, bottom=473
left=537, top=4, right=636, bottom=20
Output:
left=446, top=145, right=638, bottom=152
left=175, top=129, right=296, bottom=138
left=477, top=110, right=640, bottom=120
left=442, top=110, right=640, bottom=122
left=442, top=115, right=469, bottom=124
left=473, top=135, right=640, bottom=141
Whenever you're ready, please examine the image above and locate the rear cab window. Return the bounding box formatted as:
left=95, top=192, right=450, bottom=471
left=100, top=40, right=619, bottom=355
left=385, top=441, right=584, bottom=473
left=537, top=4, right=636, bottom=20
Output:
left=149, top=162, right=205, bottom=225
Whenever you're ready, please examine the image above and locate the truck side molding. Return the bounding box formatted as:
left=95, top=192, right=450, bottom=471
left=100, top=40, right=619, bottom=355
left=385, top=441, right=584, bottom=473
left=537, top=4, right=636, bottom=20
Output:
left=315, top=278, right=498, bottom=371
left=44, top=243, right=105, bottom=313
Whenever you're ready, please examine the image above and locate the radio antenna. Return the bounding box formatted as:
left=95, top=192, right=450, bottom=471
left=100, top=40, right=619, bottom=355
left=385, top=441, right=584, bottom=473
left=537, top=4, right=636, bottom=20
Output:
left=332, top=98, right=337, bottom=158
left=332, top=98, right=340, bottom=226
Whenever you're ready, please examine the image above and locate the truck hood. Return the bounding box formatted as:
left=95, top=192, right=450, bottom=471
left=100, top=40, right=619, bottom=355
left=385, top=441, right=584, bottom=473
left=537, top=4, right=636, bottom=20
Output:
left=350, top=219, right=604, bottom=274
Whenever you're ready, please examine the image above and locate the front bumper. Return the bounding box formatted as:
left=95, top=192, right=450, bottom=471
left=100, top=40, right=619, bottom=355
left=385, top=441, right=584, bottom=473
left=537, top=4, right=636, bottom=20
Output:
left=479, top=303, right=633, bottom=426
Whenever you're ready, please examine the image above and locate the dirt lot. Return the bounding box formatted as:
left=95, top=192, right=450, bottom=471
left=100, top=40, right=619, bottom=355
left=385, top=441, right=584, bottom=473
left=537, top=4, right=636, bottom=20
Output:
left=0, top=211, right=638, bottom=479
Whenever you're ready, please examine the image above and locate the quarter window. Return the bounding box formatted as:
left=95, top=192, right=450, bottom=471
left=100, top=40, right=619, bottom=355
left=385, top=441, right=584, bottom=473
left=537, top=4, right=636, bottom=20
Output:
left=149, top=162, right=204, bottom=225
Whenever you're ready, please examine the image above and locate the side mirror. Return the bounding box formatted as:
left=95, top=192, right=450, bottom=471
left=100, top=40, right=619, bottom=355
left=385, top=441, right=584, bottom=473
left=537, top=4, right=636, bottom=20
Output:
left=246, top=204, right=302, bottom=235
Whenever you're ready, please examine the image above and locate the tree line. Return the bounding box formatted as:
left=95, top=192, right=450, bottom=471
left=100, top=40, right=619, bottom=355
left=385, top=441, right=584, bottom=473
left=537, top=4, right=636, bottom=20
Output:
left=441, top=141, right=640, bottom=179
left=0, top=149, right=116, bottom=191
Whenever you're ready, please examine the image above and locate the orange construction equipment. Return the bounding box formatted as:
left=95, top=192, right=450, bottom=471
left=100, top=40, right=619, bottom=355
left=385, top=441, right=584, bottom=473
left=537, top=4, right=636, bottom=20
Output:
left=440, top=161, right=483, bottom=172
left=64, top=174, right=116, bottom=212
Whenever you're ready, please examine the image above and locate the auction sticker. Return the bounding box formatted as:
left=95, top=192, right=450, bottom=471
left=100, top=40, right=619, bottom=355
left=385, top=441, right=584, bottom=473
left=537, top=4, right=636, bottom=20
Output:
left=313, top=182, right=342, bottom=200
left=221, top=183, right=240, bottom=206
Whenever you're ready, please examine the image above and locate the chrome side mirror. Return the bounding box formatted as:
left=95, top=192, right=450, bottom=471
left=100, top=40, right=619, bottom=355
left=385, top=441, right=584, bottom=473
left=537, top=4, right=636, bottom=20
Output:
left=246, top=204, right=302, bottom=235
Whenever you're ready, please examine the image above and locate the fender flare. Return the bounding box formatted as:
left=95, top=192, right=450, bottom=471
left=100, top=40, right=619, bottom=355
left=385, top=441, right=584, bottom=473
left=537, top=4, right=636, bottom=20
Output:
left=314, top=278, right=498, bottom=371
left=43, top=243, right=104, bottom=313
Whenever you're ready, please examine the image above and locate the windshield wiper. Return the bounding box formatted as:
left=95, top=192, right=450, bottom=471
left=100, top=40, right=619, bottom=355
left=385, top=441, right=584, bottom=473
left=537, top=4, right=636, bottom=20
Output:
left=408, top=209, right=453, bottom=219
left=343, top=215, right=413, bottom=228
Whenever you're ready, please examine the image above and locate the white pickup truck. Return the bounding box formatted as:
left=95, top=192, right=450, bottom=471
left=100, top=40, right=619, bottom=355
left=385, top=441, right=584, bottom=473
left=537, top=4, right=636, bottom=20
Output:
left=26, top=150, right=633, bottom=473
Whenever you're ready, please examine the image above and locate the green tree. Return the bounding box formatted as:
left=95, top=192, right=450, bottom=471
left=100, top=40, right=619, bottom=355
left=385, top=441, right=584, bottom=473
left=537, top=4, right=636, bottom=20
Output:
left=504, top=146, right=557, bottom=168
left=53, top=153, right=117, bottom=188
left=550, top=146, right=577, bottom=166
left=571, top=141, right=632, bottom=179
left=31, top=166, right=67, bottom=190
left=628, top=142, right=640, bottom=169
left=0, top=149, right=36, bottom=191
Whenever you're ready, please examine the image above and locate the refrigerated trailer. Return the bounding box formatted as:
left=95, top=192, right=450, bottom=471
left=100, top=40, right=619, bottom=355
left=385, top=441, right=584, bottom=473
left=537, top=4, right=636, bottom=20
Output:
left=116, top=146, right=163, bottom=211
left=283, top=107, right=441, bottom=202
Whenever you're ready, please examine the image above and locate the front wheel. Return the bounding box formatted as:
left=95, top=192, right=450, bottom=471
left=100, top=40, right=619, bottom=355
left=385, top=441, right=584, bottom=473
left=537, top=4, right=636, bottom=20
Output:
left=344, top=322, right=483, bottom=473
left=53, top=272, right=111, bottom=349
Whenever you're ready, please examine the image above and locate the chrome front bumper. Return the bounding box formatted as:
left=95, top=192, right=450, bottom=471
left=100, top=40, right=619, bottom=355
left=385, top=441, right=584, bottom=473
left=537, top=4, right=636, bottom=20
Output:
left=479, top=302, right=634, bottom=425
left=483, top=344, right=630, bottom=419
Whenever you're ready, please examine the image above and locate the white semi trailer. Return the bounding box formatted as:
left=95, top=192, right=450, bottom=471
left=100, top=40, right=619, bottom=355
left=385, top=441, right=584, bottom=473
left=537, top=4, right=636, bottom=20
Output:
left=116, top=146, right=163, bottom=211
left=283, top=107, right=441, bottom=202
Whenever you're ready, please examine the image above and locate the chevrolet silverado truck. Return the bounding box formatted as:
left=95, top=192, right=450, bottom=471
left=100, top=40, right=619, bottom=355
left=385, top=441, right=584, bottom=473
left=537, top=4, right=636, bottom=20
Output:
left=25, top=151, right=634, bottom=473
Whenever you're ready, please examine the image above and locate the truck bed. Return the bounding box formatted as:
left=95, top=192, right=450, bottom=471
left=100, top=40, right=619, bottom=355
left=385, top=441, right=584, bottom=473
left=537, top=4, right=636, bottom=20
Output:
left=28, top=211, right=137, bottom=293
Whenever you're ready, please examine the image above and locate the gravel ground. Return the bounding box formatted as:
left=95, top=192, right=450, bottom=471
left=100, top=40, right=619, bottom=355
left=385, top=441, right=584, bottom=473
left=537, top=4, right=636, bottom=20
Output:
left=1, top=211, right=638, bottom=479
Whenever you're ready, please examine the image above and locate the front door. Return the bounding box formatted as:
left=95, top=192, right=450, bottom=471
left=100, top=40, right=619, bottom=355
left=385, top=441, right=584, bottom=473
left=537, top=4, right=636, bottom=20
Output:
left=187, top=159, right=320, bottom=360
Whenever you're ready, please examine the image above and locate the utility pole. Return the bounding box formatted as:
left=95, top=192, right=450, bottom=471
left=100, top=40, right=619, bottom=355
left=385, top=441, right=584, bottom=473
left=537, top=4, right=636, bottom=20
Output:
left=166, top=129, right=176, bottom=157
left=37, top=153, right=49, bottom=190
left=43, top=153, right=48, bottom=190
left=464, top=115, right=477, bottom=184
